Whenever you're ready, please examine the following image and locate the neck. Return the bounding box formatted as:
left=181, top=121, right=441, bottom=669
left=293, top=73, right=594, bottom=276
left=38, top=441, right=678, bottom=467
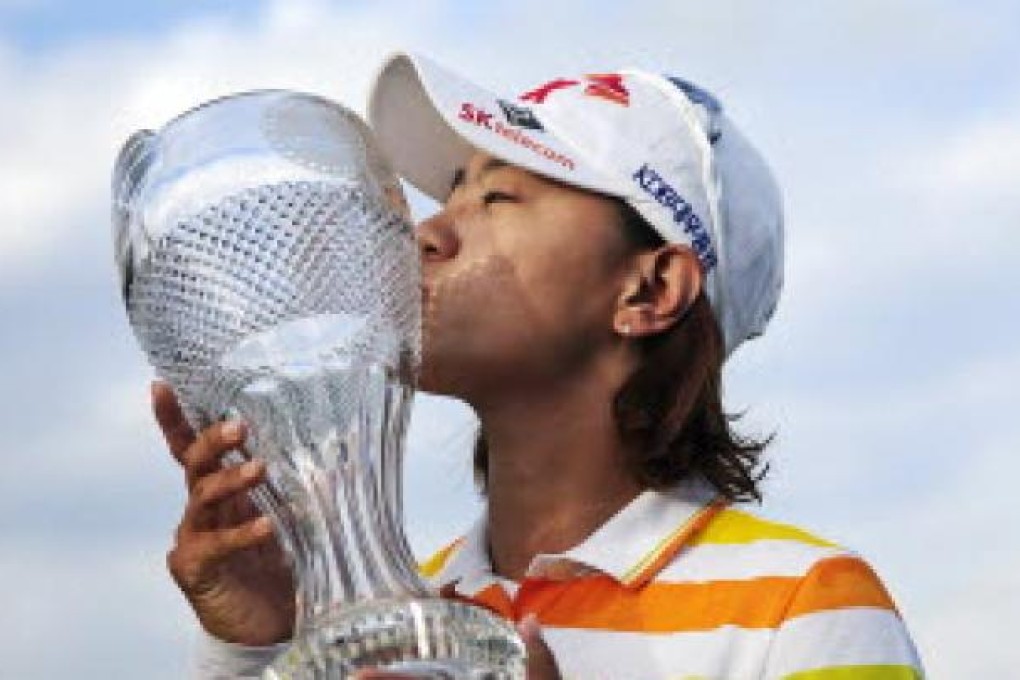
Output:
left=474, top=370, right=643, bottom=581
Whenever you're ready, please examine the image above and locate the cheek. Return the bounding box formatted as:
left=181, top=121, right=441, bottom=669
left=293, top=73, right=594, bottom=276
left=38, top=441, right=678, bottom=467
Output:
left=421, top=271, right=602, bottom=399
left=425, top=251, right=515, bottom=330
left=419, top=249, right=541, bottom=392
left=421, top=248, right=523, bottom=357
left=426, top=254, right=608, bottom=370
left=518, top=238, right=620, bottom=325
left=516, top=199, right=627, bottom=300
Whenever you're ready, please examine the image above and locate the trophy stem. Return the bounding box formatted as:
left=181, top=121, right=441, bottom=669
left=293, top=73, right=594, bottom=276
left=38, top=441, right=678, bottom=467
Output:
left=231, top=361, right=432, bottom=634
left=229, top=360, right=525, bottom=678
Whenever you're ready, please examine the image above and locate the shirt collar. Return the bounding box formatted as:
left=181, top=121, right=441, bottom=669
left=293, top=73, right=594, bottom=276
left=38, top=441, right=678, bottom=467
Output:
left=430, top=476, right=725, bottom=593
left=431, top=512, right=500, bottom=596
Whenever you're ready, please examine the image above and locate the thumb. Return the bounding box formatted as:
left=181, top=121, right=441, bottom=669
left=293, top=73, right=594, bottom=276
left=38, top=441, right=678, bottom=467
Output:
left=517, top=614, right=561, bottom=680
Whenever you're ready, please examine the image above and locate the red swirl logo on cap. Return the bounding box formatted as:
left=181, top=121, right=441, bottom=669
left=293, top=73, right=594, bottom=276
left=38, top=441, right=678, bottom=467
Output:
left=520, top=74, right=630, bottom=107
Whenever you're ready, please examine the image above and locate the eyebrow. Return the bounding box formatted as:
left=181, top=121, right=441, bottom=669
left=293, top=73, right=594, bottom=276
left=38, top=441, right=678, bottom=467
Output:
left=449, top=157, right=511, bottom=193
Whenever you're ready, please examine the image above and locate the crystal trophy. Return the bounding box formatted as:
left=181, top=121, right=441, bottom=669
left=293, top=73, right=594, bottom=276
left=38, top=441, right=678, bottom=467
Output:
left=112, top=91, right=525, bottom=678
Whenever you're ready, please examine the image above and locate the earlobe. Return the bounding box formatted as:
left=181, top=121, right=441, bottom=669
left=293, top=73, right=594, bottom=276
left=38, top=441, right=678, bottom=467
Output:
left=613, top=271, right=652, bottom=338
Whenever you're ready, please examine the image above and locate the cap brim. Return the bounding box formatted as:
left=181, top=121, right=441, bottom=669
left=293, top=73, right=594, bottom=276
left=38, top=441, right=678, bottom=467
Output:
left=367, top=52, right=625, bottom=203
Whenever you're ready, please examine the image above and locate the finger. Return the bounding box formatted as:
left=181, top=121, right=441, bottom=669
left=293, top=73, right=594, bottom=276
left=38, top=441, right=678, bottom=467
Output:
left=151, top=380, right=196, bottom=463
left=169, top=514, right=276, bottom=589
left=517, top=614, right=561, bottom=680
left=199, top=515, right=276, bottom=565
left=183, top=460, right=266, bottom=530
left=182, top=419, right=247, bottom=491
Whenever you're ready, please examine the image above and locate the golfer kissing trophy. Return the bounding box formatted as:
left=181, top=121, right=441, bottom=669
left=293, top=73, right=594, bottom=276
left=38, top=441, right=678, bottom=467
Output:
left=112, top=90, right=525, bottom=679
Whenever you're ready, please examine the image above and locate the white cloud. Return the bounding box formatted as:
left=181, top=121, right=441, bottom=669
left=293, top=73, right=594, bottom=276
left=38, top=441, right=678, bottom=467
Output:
left=915, top=553, right=1020, bottom=677
left=0, top=0, right=436, bottom=282
left=757, top=102, right=1020, bottom=345
left=916, top=115, right=1020, bottom=193
left=895, top=108, right=1020, bottom=251
left=0, top=540, right=194, bottom=680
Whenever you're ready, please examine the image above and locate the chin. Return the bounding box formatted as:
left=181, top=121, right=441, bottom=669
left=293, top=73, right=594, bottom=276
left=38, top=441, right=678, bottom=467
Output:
left=416, top=340, right=451, bottom=395
left=415, top=343, right=480, bottom=402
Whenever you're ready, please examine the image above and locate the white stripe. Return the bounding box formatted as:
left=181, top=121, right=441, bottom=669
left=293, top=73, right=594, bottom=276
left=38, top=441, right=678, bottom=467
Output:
left=763, top=607, right=923, bottom=679
left=658, top=540, right=846, bottom=583
left=542, top=625, right=774, bottom=680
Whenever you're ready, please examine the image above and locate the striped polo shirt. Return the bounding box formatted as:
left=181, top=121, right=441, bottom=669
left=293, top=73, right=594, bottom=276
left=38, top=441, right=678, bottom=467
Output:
left=421, top=478, right=924, bottom=679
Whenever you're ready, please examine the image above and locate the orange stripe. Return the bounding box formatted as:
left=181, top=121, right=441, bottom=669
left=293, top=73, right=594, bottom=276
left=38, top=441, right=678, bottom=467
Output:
left=444, top=582, right=515, bottom=620
left=786, top=555, right=899, bottom=620
left=464, top=555, right=899, bottom=632
left=531, top=574, right=797, bottom=631
left=623, top=498, right=728, bottom=587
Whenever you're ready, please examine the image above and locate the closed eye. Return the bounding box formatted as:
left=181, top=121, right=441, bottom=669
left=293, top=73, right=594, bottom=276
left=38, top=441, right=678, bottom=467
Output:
left=483, top=191, right=516, bottom=205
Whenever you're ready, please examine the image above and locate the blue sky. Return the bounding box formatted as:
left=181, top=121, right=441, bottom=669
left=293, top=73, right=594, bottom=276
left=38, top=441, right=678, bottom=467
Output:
left=1, top=0, right=1018, bottom=677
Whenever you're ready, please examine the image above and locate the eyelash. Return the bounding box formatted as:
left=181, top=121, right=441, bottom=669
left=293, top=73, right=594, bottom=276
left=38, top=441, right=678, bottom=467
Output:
left=483, top=191, right=515, bottom=205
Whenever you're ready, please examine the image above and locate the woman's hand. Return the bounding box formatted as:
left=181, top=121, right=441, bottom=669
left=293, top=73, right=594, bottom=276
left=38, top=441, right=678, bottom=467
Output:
left=153, top=381, right=296, bottom=646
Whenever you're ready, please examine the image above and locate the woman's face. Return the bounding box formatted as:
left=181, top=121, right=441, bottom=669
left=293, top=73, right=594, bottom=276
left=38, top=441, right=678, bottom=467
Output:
left=416, top=150, right=636, bottom=402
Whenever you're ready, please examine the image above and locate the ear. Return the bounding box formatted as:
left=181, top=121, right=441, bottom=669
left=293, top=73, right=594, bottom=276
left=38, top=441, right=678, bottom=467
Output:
left=614, top=244, right=702, bottom=338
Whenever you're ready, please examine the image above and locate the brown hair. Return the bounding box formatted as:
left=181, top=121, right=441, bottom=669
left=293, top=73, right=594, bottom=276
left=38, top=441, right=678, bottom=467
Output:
left=472, top=200, right=771, bottom=503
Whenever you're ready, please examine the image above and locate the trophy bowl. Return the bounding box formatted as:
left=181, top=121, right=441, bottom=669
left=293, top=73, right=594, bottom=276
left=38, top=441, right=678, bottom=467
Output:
left=112, top=90, right=525, bottom=679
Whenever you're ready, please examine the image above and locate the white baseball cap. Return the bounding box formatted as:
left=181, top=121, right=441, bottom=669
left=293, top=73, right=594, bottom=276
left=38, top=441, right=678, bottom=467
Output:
left=367, top=52, right=783, bottom=358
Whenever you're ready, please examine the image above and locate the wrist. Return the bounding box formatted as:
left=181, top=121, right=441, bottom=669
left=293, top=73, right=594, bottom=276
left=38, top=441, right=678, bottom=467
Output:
left=191, top=627, right=290, bottom=679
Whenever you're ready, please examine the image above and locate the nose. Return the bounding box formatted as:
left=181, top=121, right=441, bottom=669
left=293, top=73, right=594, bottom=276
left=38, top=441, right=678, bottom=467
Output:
left=416, top=209, right=460, bottom=264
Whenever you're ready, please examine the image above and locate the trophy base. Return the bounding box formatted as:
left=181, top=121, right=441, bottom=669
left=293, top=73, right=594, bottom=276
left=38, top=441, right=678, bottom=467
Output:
left=264, top=597, right=527, bottom=679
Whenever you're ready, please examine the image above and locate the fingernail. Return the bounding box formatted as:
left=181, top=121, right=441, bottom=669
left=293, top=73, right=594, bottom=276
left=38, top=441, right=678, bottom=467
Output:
left=254, top=515, right=273, bottom=533
left=241, top=460, right=263, bottom=480
left=222, top=420, right=245, bottom=440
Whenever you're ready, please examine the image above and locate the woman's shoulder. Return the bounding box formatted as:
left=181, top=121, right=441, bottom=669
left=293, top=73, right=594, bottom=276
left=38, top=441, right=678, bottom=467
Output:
left=694, top=504, right=844, bottom=551
left=675, top=503, right=907, bottom=627
left=691, top=506, right=926, bottom=677
left=664, top=503, right=894, bottom=598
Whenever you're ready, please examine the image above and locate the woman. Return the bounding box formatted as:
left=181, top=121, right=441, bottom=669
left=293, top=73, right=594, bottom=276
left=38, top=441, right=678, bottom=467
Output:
left=155, top=53, right=924, bottom=678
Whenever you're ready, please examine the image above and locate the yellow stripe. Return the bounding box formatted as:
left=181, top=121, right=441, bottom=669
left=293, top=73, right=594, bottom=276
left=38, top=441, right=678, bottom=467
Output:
left=691, top=508, right=838, bottom=548
left=783, top=665, right=922, bottom=680
left=418, top=539, right=463, bottom=578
